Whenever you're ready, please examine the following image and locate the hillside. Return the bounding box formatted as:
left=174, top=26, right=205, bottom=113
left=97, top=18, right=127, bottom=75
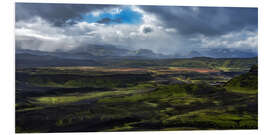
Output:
left=225, top=65, right=258, bottom=94
left=16, top=53, right=101, bottom=68
left=16, top=65, right=258, bottom=132
left=16, top=50, right=258, bottom=71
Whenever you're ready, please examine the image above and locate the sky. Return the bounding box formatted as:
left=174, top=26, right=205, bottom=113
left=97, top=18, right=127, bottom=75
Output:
left=15, top=3, right=258, bottom=55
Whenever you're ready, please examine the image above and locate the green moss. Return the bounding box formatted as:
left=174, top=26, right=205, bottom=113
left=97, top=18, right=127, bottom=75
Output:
left=98, top=93, right=147, bottom=103
left=225, top=65, right=258, bottom=93
left=163, top=108, right=257, bottom=129
left=33, top=90, right=136, bottom=105
left=239, top=120, right=257, bottom=128
left=226, top=88, right=258, bottom=94
left=99, top=84, right=189, bottom=104
left=105, top=123, right=134, bottom=131
left=16, top=106, right=44, bottom=112
left=144, top=101, right=158, bottom=108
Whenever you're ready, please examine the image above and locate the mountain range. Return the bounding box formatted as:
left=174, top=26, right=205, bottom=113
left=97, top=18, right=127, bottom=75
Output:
left=16, top=44, right=257, bottom=68
left=188, top=48, right=258, bottom=58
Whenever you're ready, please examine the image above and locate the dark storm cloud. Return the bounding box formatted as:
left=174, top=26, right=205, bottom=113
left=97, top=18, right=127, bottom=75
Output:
left=96, top=18, right=122, bottom=24
left=143, top=26, right=153, bottom=34
left=15, top=3, right=118, bottom=26
left=97, top=18, right=112, bottom=24
left=140, top=6, right=258, bottom=36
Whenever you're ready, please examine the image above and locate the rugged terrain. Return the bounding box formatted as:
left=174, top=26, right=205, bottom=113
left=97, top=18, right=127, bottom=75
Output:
left=16, top=58, right=258, bottom=132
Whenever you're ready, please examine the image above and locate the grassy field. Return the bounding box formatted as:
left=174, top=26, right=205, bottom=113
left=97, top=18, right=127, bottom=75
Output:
left=15, top=58, right=258, bottom=133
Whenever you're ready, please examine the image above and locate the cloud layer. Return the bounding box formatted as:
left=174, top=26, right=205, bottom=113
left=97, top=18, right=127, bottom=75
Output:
left=15, top=3, right=258, bottom=55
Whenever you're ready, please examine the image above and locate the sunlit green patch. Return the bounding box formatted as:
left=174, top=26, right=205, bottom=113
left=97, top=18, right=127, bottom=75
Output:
left=226, top=87, right=258, bottom=94
left=16, top=106, right=44, bottom=112
left=117, top=83, right=154, bottom=91
left=99, top=84, right=188, bottom=104
left=33, top=90, right=136, bottom=105
left=165, top=96, right=209, bottom=106
left=144, top=101, right=158, bottom=107
left=98, top=93, right=147, bottom=103
left=104, top=123, right=134, bottom=131
left=163, top=108, right=257, bottom=129
left=174, top=77, right=191, bottom=83
left=216, top=67, right=242, bottom=72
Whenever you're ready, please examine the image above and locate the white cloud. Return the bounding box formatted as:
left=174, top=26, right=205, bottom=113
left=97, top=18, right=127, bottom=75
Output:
left=165, top=28, right=177, bottom=33
left=110, top=8, right=123, bottom=15
left=91, top=11, right=101, bottom=17
left=198, top=29, right=258, bottom=51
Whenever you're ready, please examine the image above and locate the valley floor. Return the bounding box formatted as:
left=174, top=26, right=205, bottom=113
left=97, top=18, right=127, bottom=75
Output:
left=15, top=66, right=258, bottom=132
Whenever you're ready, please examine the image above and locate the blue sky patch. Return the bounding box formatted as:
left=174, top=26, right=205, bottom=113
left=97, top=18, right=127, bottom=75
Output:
left=81, top=7, right=142, bottom=25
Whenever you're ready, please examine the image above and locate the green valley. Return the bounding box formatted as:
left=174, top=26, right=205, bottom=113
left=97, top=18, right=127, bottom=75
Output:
left=16, top=58, right=258, bottom=132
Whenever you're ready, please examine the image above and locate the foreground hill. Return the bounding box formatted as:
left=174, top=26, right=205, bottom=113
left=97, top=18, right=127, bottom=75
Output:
left=225, top=65, right=258, bottom=94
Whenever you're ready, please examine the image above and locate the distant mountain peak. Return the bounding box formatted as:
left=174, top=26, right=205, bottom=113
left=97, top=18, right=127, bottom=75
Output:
left=187, top=50, right=202, bottom=58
